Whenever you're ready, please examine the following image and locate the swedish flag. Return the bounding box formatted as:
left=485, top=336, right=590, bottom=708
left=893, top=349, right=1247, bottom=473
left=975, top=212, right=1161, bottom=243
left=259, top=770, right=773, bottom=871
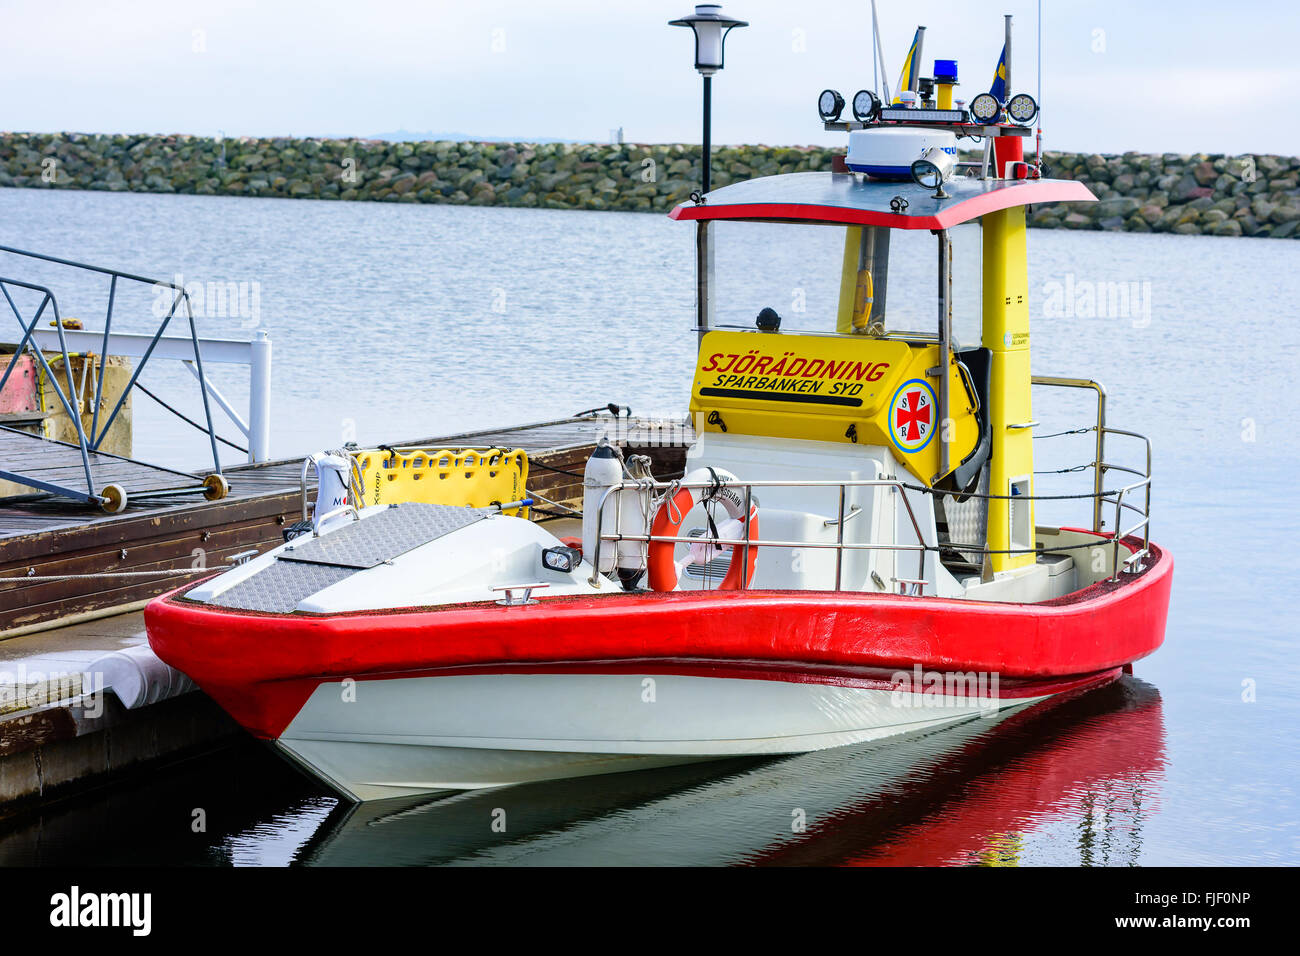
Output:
left=894, top=28, right=923, bottom=101
left=989, top=43, right=1008, bottom=102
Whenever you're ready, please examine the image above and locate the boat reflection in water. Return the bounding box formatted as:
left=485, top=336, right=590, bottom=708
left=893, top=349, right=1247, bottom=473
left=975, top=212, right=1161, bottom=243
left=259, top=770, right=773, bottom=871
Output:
left=286, top=677, right=1165, bottom=867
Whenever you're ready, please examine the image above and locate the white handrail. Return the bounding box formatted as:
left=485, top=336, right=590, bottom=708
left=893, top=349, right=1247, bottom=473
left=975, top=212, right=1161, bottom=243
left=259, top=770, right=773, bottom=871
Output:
left=30, top=326, right=272, bottom=463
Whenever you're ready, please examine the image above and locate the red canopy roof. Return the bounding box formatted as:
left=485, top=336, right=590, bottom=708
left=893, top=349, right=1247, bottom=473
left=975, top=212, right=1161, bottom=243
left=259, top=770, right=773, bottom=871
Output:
left=669, top=171, right=1095, bottom=230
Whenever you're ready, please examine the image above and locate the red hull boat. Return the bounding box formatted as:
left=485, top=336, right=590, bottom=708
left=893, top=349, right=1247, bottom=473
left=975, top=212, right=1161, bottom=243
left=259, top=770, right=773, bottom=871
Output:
left=148, top=16, right=1171, bottom=801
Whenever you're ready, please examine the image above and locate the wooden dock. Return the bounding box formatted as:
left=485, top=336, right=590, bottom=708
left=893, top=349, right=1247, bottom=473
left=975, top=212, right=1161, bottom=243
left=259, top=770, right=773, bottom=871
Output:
left=0, top=423, right=201, bottom=503
left=0, top=415, right=691, bottom=637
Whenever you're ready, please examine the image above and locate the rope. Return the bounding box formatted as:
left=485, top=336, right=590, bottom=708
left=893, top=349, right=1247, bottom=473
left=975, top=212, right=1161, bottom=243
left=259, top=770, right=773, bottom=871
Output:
left=0, top=568, right=207, bottom=583
left=665, top=477, right=685, bottom=524
left=904, top=481, right=1135, bottom=502
left=527, top=489, right=582, bottom=516
left=1034, top=426, right=1094, bottom=439
left=1034, top=464, right=1092, bottom=474
left=574, top=403, right=631, bottom=418
left=531, top=458, right=678, bottom=484
left=134, top=382, right=248, bottom=454
left=529, top=459, right=585, bottom=479
left=940, top=536, right=1146, bottom=557
left=702, top=467, right=722, bottom=545
left=527, top=508, right=575, bottom=519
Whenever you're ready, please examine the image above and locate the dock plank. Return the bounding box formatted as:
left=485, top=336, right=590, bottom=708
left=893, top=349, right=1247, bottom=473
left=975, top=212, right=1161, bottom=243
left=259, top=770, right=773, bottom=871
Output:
left=0, top=425, right=200, bottom=501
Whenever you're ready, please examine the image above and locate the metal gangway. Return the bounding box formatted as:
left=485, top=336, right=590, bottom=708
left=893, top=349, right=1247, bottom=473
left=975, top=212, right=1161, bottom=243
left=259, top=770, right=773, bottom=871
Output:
left=0, top=246, right=272, bottom=512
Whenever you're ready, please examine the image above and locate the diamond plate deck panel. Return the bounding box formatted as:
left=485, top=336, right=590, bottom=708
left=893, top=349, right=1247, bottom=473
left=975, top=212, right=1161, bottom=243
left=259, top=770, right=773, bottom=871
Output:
left=278, top=503, right=490, bottom=569
left=206, top=560, right=355, bottom=614
left=203, top=503, right=490, bottom=613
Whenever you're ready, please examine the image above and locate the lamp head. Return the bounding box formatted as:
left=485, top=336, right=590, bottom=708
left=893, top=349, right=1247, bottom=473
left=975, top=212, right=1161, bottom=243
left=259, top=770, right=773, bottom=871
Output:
left=669, top=4, right=749, bottom=75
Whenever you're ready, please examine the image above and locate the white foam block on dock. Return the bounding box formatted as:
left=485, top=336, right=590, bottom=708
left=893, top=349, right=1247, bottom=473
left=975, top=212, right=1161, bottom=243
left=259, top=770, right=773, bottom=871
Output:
left=89, top=645, right=196, bottom=709
left=0, top=645, right=195, bottom=712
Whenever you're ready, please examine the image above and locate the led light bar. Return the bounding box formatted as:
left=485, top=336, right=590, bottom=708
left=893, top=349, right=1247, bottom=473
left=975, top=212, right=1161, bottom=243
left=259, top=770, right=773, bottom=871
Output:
left=879, top=107, right=968, bottom=124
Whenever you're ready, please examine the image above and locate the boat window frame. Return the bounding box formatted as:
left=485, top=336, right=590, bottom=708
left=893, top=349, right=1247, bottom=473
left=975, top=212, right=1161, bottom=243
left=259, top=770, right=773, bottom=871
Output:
left=694, top=218, right=981, bottom=347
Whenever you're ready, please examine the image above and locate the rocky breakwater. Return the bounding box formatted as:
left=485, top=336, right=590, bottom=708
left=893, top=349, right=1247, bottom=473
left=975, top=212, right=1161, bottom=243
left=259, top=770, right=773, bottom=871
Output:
left=1028, top=151, right=1300, bottom=239
left=0, top=132, right=834, bottom=213
left=1, top=132, right=1296, bottom=238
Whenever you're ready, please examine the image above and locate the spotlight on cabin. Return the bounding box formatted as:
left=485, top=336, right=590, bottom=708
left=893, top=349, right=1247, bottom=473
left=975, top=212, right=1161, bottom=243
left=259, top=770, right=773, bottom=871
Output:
left=1006, top=92, right=1039, bottom=124
left=852, top=89, right=881, bottom=122
left=818, top=89, right=845, bottom=122
left=969, top=92, right=1001, bottom=123
left=911, top=146, right=955, bottom=194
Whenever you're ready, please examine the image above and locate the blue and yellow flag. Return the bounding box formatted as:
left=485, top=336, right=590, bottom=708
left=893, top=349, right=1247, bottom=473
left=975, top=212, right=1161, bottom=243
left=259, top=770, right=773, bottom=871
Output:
left=989, top=43, right=1008, bottom=102
left=894, top=28, right=923, bottom=101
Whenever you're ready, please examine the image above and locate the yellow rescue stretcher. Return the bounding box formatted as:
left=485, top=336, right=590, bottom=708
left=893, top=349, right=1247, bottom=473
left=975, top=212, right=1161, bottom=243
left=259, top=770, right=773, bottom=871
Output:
left=349, top=446, right=530, bottom=517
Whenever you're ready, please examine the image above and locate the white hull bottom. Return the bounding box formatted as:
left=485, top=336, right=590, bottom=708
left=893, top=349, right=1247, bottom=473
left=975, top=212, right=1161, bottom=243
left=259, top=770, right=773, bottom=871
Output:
left=276, top=673, right=1043, bottom=802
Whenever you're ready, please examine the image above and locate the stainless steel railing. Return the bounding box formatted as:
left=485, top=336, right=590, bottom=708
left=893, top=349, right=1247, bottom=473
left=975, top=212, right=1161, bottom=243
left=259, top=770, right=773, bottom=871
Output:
left=298, top=453, right=367, bottom=523
left=1031, top=375, right=1107, bottom=532
left=1106, top=475, right=1152, bottom=581
left=588, top=442, right=1154, bottom=591
left=588, top=477, right=932, bottom=592
left=1031, top=376, right=1153, bottom=580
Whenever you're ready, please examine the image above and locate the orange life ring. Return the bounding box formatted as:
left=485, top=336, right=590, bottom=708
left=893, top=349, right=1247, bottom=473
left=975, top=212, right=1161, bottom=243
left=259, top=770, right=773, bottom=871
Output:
left=647, top=468, right=758, bottom=591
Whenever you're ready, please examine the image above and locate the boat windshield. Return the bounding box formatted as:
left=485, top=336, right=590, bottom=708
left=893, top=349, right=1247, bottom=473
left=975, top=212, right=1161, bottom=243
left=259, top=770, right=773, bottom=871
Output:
left=708, top=220, right=983, bottom=348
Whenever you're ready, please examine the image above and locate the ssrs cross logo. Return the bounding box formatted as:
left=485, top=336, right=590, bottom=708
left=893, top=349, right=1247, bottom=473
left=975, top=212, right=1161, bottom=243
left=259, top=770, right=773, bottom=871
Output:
left=889, top=379, right=936, bottom=454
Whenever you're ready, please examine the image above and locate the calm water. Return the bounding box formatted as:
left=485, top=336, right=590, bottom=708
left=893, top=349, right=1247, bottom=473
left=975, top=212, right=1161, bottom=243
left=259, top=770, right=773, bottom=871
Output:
left=1, top=187, right=1297, bottom=865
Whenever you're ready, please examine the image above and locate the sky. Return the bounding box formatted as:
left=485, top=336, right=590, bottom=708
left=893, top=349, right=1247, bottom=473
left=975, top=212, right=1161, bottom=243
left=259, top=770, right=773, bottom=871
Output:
left=2, top=0, right=1297, bottom=156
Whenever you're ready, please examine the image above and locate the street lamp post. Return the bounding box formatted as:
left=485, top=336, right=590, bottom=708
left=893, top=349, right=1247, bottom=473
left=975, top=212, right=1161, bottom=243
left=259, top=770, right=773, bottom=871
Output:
left=669, top=4, right=747, bottom=195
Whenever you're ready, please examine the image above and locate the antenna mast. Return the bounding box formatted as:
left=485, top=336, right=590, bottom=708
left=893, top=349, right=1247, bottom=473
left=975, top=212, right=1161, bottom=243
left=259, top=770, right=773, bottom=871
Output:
left=871, top=0, right=892, bottom=103
left=1003, top=13, right=1012, bottom=103
left=1036, top=0, right=1043, bottom=170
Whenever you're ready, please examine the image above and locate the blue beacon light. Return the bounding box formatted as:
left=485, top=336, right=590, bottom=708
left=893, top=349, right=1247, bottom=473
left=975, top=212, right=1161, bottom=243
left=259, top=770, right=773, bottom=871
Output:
left=933, top=59, right=959, bottom=111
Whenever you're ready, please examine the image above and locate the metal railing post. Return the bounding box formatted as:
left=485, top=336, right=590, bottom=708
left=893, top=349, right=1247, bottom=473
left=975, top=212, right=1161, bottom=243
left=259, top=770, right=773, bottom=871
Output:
left=1111, top=486, right=1125, bottom=582
left=1093, top=388, right=1107, bottom=532
left=695, top=220, right=713, bottom=349
left=1, top=282, right=98, bottom=500
left=936, top=229, right=952, bottom=482
left=182, top=293, right=222, bottom=474
left=834, top=483, right=845, bottom=591
left=1031, top=376, right=1107, bottom=531
left=742, top=484, right=752, bottom=589
left=88, top=274, right=117, bottom=448
left=92, top=292, right=182, bottom=450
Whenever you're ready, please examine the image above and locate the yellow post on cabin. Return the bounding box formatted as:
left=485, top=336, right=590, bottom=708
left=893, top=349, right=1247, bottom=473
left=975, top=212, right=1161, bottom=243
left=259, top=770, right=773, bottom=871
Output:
left=981, top=206, right=1035, bottom=572
left=836, top=226, right=864, bottom=334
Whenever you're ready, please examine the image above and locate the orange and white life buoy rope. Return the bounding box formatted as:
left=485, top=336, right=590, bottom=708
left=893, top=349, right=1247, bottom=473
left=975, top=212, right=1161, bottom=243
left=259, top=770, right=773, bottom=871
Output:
left=647, top=467, right=758, bottom=591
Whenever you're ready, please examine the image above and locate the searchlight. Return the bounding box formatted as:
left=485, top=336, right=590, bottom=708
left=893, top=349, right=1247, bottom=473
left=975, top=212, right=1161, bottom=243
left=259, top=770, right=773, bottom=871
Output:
left=911, top=146, right=955, bottom=195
